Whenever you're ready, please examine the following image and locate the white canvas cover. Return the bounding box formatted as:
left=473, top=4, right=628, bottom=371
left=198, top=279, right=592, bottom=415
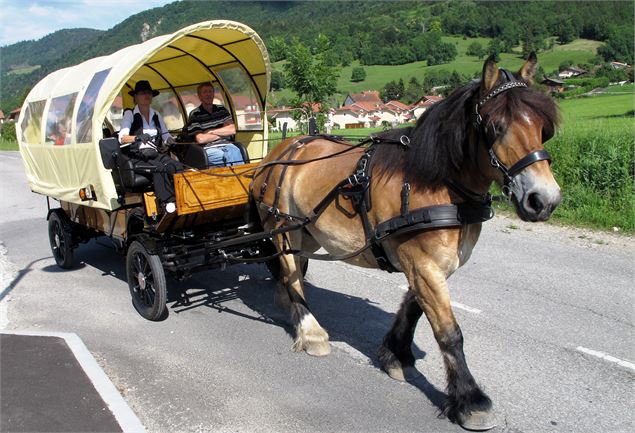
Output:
left=18, top=20, right=270, bottom=210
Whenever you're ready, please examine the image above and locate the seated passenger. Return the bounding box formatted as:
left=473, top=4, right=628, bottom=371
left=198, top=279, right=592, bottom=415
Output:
left=118, top=80, right=183, bottom=214
left=185, top=82, right=244, bottom=166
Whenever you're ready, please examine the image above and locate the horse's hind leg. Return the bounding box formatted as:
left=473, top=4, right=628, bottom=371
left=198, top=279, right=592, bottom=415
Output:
left=406, top=262, right=496, bottom=430
left=273, top=232, right=330, bottom=357
left=378, top=291, right=424, bottom=382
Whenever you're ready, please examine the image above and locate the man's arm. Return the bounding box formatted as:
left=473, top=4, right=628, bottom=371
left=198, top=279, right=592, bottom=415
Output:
left=193, top=120, right=236, bottom=144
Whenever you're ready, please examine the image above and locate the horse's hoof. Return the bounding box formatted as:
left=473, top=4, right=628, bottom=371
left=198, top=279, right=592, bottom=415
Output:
left=385, top=365, right=422, bottom=382
left=305, top=341, right=331, bottom=357
left=456, top=410, right=498, bottom=431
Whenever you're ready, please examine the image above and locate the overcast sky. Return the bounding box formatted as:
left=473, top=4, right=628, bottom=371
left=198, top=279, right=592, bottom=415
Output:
left=0, top=0, right=175, bottom=47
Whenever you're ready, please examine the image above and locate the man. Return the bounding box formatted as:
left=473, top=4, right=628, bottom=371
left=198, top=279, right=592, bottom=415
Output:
left=186, top=82, right=244, bottom=166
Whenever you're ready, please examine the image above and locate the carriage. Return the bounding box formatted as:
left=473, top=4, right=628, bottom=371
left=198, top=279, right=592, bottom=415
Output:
left=17, top=20, right=276, bottom=321
left=19, top=19, right=562, bottom=430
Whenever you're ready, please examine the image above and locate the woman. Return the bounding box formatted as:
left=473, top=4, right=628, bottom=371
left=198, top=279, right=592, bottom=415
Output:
left=118, top=81, right=182, bottom=214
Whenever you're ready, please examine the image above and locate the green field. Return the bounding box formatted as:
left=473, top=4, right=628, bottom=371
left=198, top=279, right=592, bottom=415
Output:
left=272, top=37, right=601, bottom=105
left=7, top=65, right=41, bottom=75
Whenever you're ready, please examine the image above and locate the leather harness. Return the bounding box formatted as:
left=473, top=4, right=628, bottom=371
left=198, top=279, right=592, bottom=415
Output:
left=254, top=72, right=550, bottom=272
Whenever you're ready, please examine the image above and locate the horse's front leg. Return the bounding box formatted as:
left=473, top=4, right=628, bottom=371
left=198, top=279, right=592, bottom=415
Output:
left=273, top=232, right=330, bottom=357
left=405, top=254, right=497, bottom=430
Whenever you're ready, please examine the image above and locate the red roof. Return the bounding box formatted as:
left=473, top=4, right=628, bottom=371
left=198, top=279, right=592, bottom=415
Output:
left=347, top=90, right=381, bottom=104
left=384, top=100, right=410, bottom=111
left=412, top=95, right=444, bottom=108
left=337, top=104, right=365, bottom=115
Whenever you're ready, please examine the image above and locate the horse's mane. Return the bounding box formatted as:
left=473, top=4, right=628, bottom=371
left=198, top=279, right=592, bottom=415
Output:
left=370, top=79, right=560, bottom=190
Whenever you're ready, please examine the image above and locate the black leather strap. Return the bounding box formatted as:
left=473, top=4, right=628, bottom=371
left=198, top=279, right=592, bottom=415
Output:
left=507, top=149, right=551, bottom=178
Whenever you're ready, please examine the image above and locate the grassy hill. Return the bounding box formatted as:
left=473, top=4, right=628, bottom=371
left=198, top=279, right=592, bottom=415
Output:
left=272, top=37, right=602, bottom=106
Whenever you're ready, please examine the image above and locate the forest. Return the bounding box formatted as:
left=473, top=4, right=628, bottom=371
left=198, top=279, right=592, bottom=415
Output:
left=1, top=0, right=633, bottom=112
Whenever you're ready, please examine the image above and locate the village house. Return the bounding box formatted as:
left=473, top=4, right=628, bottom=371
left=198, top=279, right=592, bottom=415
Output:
left=410, top=95, right=444, bottom=120
left=8, top=107, right=21, bottom=122
left=541, top=77, right=565, bottom=93
left=610, top=61, right=629, bottom=69
left=558, top=66, right=586, bottom=79
left=343, top=90, right=382, bottom=107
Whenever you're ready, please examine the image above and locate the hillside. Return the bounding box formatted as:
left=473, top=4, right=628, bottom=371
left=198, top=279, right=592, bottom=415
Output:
left=1, top=0, right=632, bottom=112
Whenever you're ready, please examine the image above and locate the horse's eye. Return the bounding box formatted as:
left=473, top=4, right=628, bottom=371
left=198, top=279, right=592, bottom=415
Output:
left=542, top=127, right=554, bottom=143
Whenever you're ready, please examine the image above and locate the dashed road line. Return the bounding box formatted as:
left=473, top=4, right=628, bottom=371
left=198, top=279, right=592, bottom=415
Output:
left=399, top=284, right=483, bottom=314
left=576, top=346, right=635, bottom=372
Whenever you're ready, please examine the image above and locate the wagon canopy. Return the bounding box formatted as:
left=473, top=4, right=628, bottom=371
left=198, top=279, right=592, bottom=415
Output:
left=18, top=20, right=270, bottom=210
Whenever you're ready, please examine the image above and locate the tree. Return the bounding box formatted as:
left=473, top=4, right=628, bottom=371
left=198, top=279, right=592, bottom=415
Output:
left=466, top=41, right=485, bottom=59
left=283, top=39, right=338, bottom=132
left=381, top=79, right=405, bottom=101
left=270, top=70, right=285, bottom=91
left=598, top=26, right=635, bottom=64
left=350, top=67, right=366, bottom=82
left=268, top=36, right=287, bottom=62
left=404, top=77, right=424, bottom=104
left=487, top=39, right=503, bottom=62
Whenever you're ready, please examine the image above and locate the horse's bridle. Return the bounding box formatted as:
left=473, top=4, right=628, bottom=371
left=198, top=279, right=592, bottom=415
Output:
left=474, top=70, right=551, bottom=196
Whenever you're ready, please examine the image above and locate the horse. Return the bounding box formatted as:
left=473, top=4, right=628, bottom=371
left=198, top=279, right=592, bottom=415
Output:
left=250, top=53, right=560, bottom=431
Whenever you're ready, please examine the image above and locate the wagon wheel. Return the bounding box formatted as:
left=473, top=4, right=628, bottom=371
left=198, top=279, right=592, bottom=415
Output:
left=126, top=240, right=167, bottom=321
left=48, top=211, right=74, bottom=269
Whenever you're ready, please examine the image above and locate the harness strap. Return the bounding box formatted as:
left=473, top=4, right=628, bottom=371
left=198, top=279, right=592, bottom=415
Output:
left=375, top=203, right=494, bottom=240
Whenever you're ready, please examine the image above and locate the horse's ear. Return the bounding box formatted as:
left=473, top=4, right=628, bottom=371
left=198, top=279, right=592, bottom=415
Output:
left=481, top=55, right=499, bottom=93
left=519, top=52, right=538, bottom=84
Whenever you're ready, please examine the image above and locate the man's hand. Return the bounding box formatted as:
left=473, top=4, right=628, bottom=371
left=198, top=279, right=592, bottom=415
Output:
left=135, top=132, right=152, bottom=143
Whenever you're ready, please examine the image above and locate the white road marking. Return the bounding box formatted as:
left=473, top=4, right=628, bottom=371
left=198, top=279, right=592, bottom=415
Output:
left=399, top=285, right=482, bottom=314
left=450, top=301, right=482, bottom=314
left=576, top=346, right=635, bottom=372
left=0, top=330, right=146, bottom=432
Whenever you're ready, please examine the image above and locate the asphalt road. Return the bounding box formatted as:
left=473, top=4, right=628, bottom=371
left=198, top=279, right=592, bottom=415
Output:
left=1, top=150, right=633, bottom=433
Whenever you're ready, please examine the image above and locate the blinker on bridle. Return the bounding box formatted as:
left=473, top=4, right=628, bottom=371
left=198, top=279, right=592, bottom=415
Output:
left=474, top=70, right=552, bottom=197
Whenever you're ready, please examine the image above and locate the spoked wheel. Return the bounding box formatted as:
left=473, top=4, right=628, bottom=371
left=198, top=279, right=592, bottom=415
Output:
left=126, top=240, right=167, bottom=321
left=48, top=211, right=74, bottom=269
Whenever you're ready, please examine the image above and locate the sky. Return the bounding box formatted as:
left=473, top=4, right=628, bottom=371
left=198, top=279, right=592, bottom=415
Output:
left=0, top=0, right=175, bottom=47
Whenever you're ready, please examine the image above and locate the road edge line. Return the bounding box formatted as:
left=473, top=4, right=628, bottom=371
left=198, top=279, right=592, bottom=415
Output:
left=0, top=330, right=146, bottom=433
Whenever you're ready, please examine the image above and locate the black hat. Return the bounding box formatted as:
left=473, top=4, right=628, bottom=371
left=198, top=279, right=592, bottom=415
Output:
left=128, top=80, right=159, bottom=97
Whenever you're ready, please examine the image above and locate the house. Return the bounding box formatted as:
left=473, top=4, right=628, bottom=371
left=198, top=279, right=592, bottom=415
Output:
left=558, top=66, right=586, bottom=79
left=8, top=107, right=21, bottom=122
left=331, top=104, right=369, bottom=129
left=410, top=95, right=444, bottom=120
left=0, top=110, right=5, bottom=124
left=610, top=61, right=629, bottom=69
left=343, top=90, right=382, bottom=107
left=268, top=107, right=299, bottom=132
left=541, top=77, right=565, bottom=93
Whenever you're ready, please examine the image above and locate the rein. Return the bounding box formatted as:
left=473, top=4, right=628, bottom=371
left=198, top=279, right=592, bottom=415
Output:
left=255, top=134, right=493, bottom=272
left=474, top=70, right=552, bottom=196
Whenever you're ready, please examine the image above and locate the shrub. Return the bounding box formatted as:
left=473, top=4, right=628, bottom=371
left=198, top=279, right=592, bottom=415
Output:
left=350, top=67, right=366, bottom=82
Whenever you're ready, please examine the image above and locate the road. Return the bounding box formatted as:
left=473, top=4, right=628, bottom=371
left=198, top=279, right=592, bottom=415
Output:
left=1, top=150, right=633, bottom=433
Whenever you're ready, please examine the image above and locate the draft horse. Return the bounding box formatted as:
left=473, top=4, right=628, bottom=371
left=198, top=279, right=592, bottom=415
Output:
left=251, top=54, right=560, bottom=430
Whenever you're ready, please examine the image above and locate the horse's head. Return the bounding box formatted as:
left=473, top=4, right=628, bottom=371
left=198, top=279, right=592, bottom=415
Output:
left=476, top=53, right=561, bottom=222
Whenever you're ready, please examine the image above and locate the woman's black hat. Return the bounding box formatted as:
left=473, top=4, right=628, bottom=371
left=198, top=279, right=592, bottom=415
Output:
left=128, top=80, right=159, bottom=96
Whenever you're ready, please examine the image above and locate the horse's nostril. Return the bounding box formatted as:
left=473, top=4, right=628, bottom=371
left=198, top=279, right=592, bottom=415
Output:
left=528, top=192, right=544, bottom=213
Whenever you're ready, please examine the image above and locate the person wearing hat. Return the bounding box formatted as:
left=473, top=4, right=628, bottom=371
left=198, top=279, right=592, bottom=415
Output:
left=119, top=80, right=182, bottom=214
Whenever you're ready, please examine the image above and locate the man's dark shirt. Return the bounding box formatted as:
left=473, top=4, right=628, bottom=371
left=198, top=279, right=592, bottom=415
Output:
left=186, top=104, right=232, bottom=138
